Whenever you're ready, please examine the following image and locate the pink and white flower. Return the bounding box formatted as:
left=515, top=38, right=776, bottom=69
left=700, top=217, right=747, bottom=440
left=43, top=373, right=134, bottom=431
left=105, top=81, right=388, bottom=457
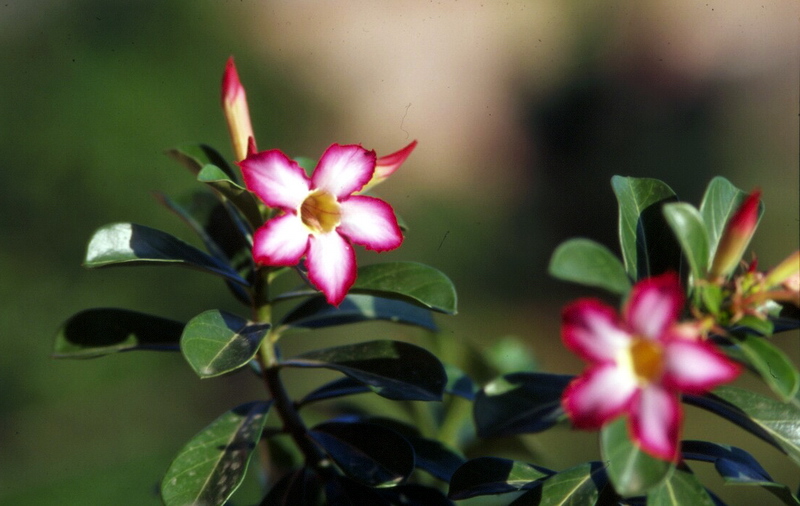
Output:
left=239, top=144, right=403, bottom=306
left=561, top=272, right=741, bottom=461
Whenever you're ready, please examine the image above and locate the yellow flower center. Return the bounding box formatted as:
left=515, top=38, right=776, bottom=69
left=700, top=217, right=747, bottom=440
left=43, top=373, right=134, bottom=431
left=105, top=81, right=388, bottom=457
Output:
left=629, top=338, right=664, bottom=384
left=300, top=190, right=341, bottom=233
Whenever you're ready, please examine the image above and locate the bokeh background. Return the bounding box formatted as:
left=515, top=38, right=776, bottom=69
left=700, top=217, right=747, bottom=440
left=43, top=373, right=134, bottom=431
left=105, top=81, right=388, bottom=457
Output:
left=1, top=1, right=798, bottom=504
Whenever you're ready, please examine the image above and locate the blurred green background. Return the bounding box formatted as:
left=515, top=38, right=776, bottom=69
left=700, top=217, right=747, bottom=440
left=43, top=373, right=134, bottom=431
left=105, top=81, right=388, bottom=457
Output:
left=1, top=1, right=797, bottom=504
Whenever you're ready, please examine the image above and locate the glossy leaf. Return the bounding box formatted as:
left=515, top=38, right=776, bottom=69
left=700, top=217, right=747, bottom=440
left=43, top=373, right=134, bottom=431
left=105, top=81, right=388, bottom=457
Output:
left=511, top=461, right=609, bottom=506
left=663, top=202, right=711, bottom=281
left=448, top=457, right=551, bottom=500
left=53, top=308, right=182, bottom=358
left=297, top=377, right=372, bottom=407
left=309, top=421, right=414, bottom=487
left=262, top=467, right=324, bottom=506
left=84, top=222, right=248, bottom=286
left=600, top=417, right=674, bottom=496
left=548, top=238, right=631, bottom=295
left=353, top=262, right=457, bottom=314
left=166, top=143, right=238, bottom=181
left=735, top=334, right=800, bottom=401
left=611, top=176, right=681, bottom=280
left=646, top=465, right=714, bottom=506
left=197, top=164, right=264, bottom=229
left=281, top=294, right=437, bottom=332
left=699, top=176, right=762, bottom=260
left=474, top=373, right=572, bottom=437
left=683, top=441, right=800, bottom=505
left=281, top=340, right=446, bottom=401
left=180, top=310, right=270, bottom=378
left=161, top=401, right=270, bottom=506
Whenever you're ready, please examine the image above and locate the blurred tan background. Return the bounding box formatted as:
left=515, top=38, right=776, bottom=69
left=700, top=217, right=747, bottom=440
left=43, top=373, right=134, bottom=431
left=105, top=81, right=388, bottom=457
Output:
left=1, top=1, right=797, bottom=504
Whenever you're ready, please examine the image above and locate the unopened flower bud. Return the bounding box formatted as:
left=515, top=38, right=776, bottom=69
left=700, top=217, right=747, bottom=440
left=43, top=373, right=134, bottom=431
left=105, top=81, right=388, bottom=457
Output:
left=709, top=189, right=761, bottom=280
left=222, top=56, right=255, bottom=162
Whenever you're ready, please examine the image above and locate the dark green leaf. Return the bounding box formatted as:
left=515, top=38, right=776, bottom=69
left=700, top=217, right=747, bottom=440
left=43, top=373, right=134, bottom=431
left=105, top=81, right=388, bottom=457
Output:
left=447, top=457, right=551, bottom=500
left=600, top=417, right=674, bottom=496
left=166, top=143, right=238, bottom=181
left=309, top=421, right=414, bottom=487
left=197, top=164, right=264, bottom=229
left=646, top=464, right=714, bottom=506
left=611, top=176, right=680, bottom=280
left=548, top=238, right=631, bottom=295
left=510, top=461, right=609, bottom=506
left=735, top=334, right=800, bottom=401
left=683, top=441, right=800, bottom=505
left=262, top=467, right=325, bottom=506
left=281, top=340, right=446, bottom=401
left=474, top=373, right=572, bottom=437
left=353, top=262, right=457, bottom=315
left=699, top=176, right=762, bottom=261
left=663, top=202, right=711, bottom=281
left=181, top=310, right=270, bottom=378
left=53, top=308, right=182, bottom=358
left=161, top=401, right=271, bottom=506
left=84, top=222, right=248, bottom=286
left=297, top=377, right=372, bottom=407
left=281, top=294, right=437, bottom=332
left=405, top=435, right=465, bottom=482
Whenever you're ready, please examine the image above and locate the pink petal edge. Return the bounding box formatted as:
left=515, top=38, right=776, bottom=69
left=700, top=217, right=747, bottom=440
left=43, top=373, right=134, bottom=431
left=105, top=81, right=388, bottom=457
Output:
left=562, top=364, right=637, bottom=429
left=338, top=196, right=403, bottom=252
left=312, top=144, right=376, bottom=198
left=661, top=339, right=741, bottom=393
left=625, top=272, right=684, bottom=339
left=374, top=140, right=417, bottom=179
left=629, top=385, right=681, bottom=461
left=252, top=213, right=309, bottom=266
left=239, top=150, right=311, bottom=210
left=306, top=231, right=357, bottom=306
left=562, top=299, right=631, bottom=363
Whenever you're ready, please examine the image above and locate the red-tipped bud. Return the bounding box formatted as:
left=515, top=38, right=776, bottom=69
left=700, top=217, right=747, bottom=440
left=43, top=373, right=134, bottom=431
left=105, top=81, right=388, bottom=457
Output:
left=709, top=189, right=761, bottom=279
left=360, top=140, right=417, bottom=193
left=222, top=56, right=256, bottom=162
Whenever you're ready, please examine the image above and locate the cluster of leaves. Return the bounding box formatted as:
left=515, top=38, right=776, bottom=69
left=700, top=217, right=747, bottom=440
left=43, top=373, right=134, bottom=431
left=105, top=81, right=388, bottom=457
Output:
left=54, top=137, right=799, bottom=506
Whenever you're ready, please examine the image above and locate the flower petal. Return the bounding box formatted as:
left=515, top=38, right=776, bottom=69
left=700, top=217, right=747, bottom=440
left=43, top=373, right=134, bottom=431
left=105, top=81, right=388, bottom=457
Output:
left=625, top=272, right=684, bottom=339
left=361, top=140, right=418, bottom=192
left=562, top=299, right=631, bottom=362
left=629, top=385, right=681, bottom=461
left=306, top=231, right=356, bottom=306
left=661, top=338, right=741, bottom=393
left=312, top=144, right=376, bottom=198
left=240, top=150, right=310, bottom=209
left=338, top=196, right=403, bottom=252
left=252, top=213, right=309, bottom=266
left=562, top=364, right=637, bottom=429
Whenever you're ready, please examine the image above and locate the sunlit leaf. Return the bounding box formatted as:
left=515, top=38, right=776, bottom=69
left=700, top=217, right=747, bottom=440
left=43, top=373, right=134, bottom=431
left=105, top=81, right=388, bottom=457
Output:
left=548, top=238, right=631, bottom=295
left=53, top=308, right=182, bottom=358
left=474, top=373, right=572, bottom=437
left=699, top=176, right=762, bottom=261
left=166, top=143, right=238, bottom=181
left=180, top=310, right=270, bottom=378
left=611, top=176, right=681, bottom=281
left=510, top=461, right=609, bottom=505
left=600, top=417, right=674, bottom=496
left=281, top=294, right=437, bottom=332
left=197, top=164, right=264, bottom=229
left=309, top=421, right=414, bottom=487
left=735, top=334, right=800, bottom=401
left=663, top=202, right=711, bottom=281
left=84, top=222, right=248, bottom=286
left=353, top=262, right=457, bottom=314
left=161, top=401, right=270, bottom=506
left=281, top=340, right=446, bottom=401
left=448, top=457, right=551, bottom=500
left=646, top=464, right=714, bottom=506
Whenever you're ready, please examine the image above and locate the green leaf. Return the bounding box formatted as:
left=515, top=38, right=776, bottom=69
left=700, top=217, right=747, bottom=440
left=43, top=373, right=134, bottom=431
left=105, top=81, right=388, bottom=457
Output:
left=699, top=176, right=762, bottom=261
left=548, top=238, right=631, bottom=295
left=600, top=417, right=674, bottom=496
left=712, top=386, right=800, bottom=467
left=84, top=223, right=248, bottom=286
left=353, top=262, right=457, bottom=315
left=53, top=308, right=183, bottom=358
left=474, top=373, right=572, bottom=437
left=735, top=334, right=800, bottom=401
left=161, top=401, right=270, bottom=506
left=512, top=461, right=609, bottom=505
left=447, top=457, right=551, bottom=500
left=281, top=294, right=437, bottom=332
left=405, top=435, right=466, bottom=483
left=646, top=465, right=714, bottom=506
left=281, top=340, right=446, bottom=401
left=180, top=310, right=270, bottom=378
left=611, top=176, right=680, bottom=281
left=166, top=143, right=238, bottom=181
left=662, top=202, right=711, bottom=281
left=197, top=164, right=264, bottom=229
left=309, top=421, right=414, bottom=487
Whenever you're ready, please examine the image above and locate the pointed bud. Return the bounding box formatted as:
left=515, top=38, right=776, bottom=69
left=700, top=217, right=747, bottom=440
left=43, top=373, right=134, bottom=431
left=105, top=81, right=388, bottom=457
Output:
left=709, top=189, right=761, bottom=279
left=360, top=140, right=417, bottom=192
left=222, top=56, right=256, bottom=162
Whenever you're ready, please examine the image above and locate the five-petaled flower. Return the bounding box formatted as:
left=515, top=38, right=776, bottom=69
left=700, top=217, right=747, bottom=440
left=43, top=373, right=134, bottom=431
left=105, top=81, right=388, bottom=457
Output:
left=239, top=144, right=404, bottom=306
left=561, top=272, right=741, bottom=461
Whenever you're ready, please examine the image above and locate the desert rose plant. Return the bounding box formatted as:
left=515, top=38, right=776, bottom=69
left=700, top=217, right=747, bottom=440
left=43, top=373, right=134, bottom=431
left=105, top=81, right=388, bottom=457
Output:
left=55, top=58, right=800, bottom=505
